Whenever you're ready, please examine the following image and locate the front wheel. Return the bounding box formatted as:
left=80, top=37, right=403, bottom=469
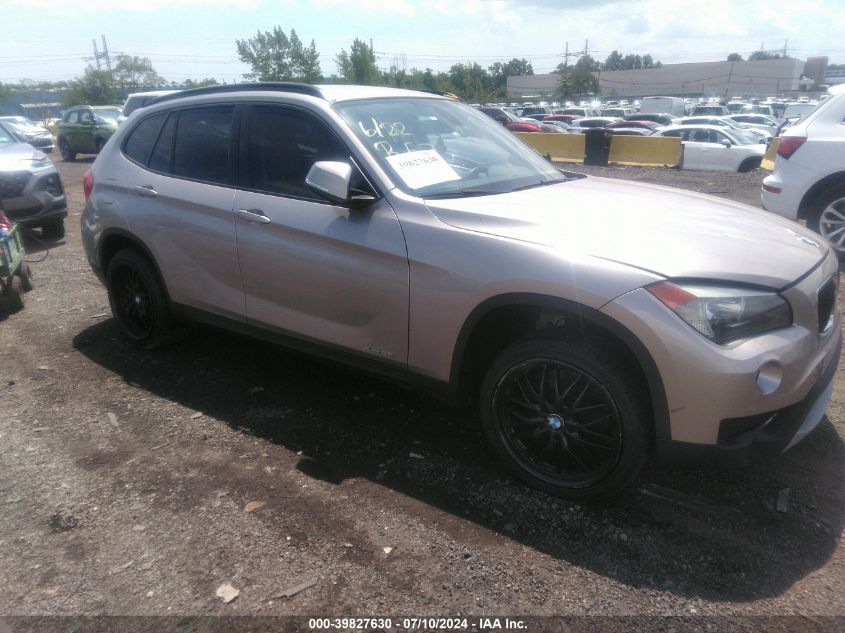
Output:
left=807, top=184, right=845, bottom=254
left=58, top=138, right=76, bottom=161
left=479, top=337, right=651, bottom=500
left=106, top=249, right=176, bottom=348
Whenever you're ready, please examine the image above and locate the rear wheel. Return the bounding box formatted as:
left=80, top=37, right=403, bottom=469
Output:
left=807, top=184, right=845, bottom=254
left=106, top=249, right=176, bottom=348
left=479, top=337, right=651, bottom=500
left=58, top=138, right=75, bottom=161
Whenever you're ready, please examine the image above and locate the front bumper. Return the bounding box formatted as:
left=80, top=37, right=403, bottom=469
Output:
left=1, top=168, right=67, bottom=226
left=602, top=250, right=841, bottom=451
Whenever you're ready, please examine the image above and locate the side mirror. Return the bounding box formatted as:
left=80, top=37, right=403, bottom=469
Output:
left=495, top=115, right=508, bottom=125
left=306, top=161, right=352, bottom=204
left=305, top=161, right=376, bottom=208
left=721, top=139, right=732, bottom=148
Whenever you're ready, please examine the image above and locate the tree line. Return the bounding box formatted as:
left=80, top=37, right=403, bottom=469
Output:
left=0, top=26, right=669, bottom=108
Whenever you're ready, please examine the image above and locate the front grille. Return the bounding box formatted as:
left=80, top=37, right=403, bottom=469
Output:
left=0, top=171, right=31, bottom=198
left=818, top=277, right=837, bottom=334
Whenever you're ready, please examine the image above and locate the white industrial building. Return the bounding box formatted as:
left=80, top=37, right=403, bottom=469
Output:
left=507, top=58, right=814, bottom=99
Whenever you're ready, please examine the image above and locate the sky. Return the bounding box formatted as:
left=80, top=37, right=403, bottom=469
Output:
left=2, top=0, right=844, bottom=84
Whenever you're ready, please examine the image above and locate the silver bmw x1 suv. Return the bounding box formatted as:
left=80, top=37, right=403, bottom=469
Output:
left=81, top=84, right=841, bottom=499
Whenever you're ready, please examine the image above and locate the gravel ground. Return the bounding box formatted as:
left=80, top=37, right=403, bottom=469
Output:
left=0, top=159, right=843, bottom=631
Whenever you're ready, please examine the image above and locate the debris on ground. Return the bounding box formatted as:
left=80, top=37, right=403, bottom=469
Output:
left=216, top=582, right=240, bottom=604
left=244, top=500, right=266, bottom=513
left=106, top=412, right=119, bottom=428
left=274, top=577, right=318, bottom=599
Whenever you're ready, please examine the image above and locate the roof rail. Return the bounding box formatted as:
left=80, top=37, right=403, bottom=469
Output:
left=146, top=82, right=324, bottom=107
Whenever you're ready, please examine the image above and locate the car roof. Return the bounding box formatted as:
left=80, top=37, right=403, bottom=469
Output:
left=147, top=83, right=445, bottom=108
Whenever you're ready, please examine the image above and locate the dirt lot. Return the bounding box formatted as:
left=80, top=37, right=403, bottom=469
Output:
left=0, top=159, right=843, bottom=631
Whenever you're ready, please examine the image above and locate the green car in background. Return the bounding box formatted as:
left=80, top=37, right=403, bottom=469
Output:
left=57, top=105, right=121, bottom=161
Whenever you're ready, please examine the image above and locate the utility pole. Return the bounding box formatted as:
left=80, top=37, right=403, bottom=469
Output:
left=101, top=35, right=112, bottom=72
left=91, top=39, right=101, bottom=70
left=782, top=39, right=788, bottom=58
left=90, top=36, right=112, bottom=72
left=564, top=41, right=568, bottom=69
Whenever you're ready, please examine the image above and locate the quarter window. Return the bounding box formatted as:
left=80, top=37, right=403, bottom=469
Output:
left=149, top=113, right=176, bottom=173
left=172, top=106, right=235, bottom=186
left=246, top=106, right=350, bottom=199
left=124, top=114, right=167, bottom=166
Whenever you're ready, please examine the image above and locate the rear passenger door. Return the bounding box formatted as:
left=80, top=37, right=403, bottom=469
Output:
left=232, top=104, right=409, bottom=365
left=118, top=105, right=244, bottom=320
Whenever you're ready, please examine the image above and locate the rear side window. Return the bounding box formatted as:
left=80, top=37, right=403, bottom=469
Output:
left=173, top=106, right=235, bottom=186
left=123, top=114, right=167, bottom=166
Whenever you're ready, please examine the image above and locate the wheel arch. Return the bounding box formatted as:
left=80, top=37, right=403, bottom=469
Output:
left=449, top=293, right=671, bottom=442
left=98, top=228, right=172, bottom=302
left=798, top=171, right=845, bottom=220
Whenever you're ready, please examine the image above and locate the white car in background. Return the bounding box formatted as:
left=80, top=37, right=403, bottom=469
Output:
left=117, top=90, right=180, bottom=125
left=654, top=125, right=765, bottom=172
left=726, top=114, right=779, bottom=137
left=762, top=84, right=845, bottom=253
left=675, top=116, right=772, bottom=143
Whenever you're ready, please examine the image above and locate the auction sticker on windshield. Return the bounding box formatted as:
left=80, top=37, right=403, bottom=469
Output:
left=385, top=149, right=461, bottom=190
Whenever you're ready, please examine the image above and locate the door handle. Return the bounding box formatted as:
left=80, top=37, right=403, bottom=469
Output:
left=235, top=208, right=271, bottom=224
left=134, top=184, right=157, bottom=198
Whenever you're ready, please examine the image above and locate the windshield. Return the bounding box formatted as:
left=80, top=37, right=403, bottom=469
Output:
left=0, top=127, right=15, bottom=144
left=728, top=128, right=759, bottom=144
left=334, top=97, right=565, bottom=198
left=94, top=108, right=121, bottom=124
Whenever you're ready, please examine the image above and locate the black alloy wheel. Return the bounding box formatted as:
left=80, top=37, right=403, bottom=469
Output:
left=480, top=337, right=650, bottom=500
left=106, top=249, right=177, bottom=348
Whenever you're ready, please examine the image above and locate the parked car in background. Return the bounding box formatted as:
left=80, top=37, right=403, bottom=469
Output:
left=567, top=117, right=622, bottom=131
left=639, top=96, right=685, bottom=117
left=741, top=104, right=775, bottom=117
left=625, top=112, right=675, bottom=126
left=676, top=116, right=771, bottom=142
left=0, top=118, right=54, bottom=153
left=0, top=124, right=66, bottom=237
left=557, top=107, right=593, bottom=118
left=692, top=105, right=729, bottom=116
left=521, top=106, right=552, bottom=117
left=81, top=83, right=840, bottom=500
left=607, top=120, right=660, bottom=132
left=654, top=125, right=765, bottom=172
left=726, top=114, right=779, bottom=137
left=118, top=90, right=181, bottom=125
left=762, top=84, right=845, bottom=253
left=57, top=106, right=121, bottom=160
left=782, top=103, right=818, bottom=122
left=543, top=114, right=582, bottom=123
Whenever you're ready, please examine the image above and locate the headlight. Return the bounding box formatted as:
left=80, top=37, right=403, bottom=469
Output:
left=647, top=282, right=792, bottom=344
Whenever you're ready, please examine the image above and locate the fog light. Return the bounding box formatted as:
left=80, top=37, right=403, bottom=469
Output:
left=756, top=361, right=782, bottom=395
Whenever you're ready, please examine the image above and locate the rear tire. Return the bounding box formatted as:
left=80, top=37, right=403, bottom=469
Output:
left=807, top=184, right=845, bottom=254
left=106, top=249, right=176, bottom=348
left=479, top=336, right=651, bottom=500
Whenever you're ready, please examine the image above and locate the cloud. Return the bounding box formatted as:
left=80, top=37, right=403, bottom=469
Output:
left=6, top=0, right=261, bottom=8
left=312, top=0, right=416, bottom=16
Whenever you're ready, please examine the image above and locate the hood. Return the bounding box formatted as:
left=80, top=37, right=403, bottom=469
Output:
left=424, top=176, right=828, bottom=288
left=0, top=142, right=47, bottom=169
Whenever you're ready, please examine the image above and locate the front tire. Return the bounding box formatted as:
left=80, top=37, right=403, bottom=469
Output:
left=479, top=337, right=651, bottom=500
left=807, top=184, right=845, bottom=254
left=58, top=138, right=75, bottom=161
left=106, top=249, right=175, bottom=348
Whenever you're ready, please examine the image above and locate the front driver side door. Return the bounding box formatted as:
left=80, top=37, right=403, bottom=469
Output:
left=233, top=104, right=410, bottom=366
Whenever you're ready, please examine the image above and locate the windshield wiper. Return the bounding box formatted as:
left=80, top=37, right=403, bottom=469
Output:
left=508, top=178, right=567, bottom=193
